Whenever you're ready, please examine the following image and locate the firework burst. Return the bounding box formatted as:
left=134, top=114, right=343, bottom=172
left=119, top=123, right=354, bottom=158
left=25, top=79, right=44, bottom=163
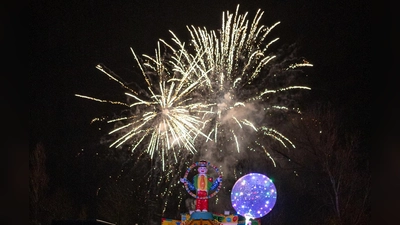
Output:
left=76, top=4, right=312, bottom=168
left=182, top=5, right=313, bottom=165
left=76, top=41, right=212, bottom=169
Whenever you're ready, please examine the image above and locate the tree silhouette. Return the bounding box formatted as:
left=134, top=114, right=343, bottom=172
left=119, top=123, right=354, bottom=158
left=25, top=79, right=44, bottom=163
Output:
left=30, top=143, right=49, bottom=225
left=287, top=103, right=370, bottom=224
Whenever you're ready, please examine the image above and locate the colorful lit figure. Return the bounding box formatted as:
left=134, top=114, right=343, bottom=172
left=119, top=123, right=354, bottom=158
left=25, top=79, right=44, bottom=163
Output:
left=180, top=161, right=222, bottom=212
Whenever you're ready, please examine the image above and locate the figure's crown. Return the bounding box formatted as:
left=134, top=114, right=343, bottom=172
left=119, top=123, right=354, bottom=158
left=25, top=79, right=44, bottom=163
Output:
left=198, top=160, right=208, bottom=167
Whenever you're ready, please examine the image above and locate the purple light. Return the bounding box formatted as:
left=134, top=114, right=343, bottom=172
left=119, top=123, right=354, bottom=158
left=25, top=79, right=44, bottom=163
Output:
left=230, top=173, right=277, bottom=219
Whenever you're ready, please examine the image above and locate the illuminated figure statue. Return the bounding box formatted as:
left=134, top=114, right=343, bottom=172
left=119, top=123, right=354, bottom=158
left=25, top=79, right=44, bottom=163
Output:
left=180, top=160, right=222, bottom=212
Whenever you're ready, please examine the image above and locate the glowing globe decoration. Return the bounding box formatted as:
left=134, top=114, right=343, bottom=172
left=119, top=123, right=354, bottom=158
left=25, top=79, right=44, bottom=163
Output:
left=231, top=173, right=277, bottom=219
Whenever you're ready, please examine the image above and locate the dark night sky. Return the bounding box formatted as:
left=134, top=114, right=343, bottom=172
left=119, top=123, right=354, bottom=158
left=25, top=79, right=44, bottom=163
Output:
left=29, top=0, right=373, bottom=152
left=18, top=0, right=400, bottom=223
left=27, top=0, right=378, bottom=218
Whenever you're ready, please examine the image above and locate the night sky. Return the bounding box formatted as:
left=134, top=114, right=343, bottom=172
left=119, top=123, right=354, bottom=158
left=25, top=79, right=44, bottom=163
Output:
left=26, top=0, right=384, bottom=223
left=29, top=1, right=372, bottom=154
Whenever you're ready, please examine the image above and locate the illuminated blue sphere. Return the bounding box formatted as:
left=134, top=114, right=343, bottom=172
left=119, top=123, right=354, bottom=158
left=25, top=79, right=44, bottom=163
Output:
left=231, top=173, right=277, bottom=219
